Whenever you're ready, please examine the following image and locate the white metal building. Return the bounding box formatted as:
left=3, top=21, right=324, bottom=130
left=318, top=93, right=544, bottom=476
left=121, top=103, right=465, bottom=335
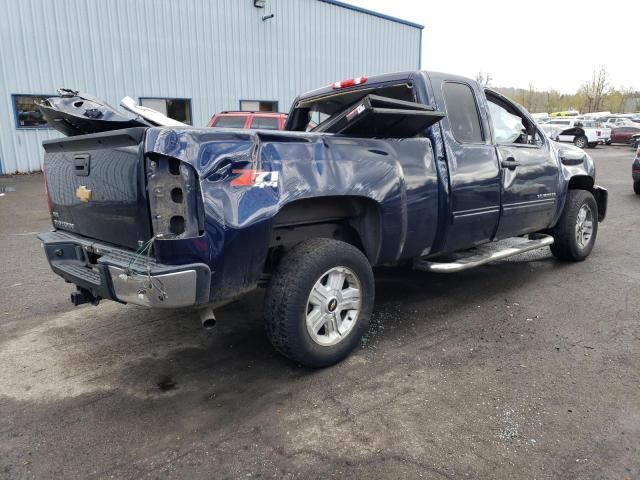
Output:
left=0, top=0, right=423, bottom=174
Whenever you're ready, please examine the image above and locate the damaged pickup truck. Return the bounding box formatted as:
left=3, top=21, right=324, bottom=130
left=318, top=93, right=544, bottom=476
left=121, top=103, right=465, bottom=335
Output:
left=38, top=71, right=607, bottom=367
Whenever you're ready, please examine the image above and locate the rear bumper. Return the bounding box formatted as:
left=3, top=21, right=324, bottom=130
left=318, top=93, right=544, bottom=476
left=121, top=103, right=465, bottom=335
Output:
left=38, top=230, right=211, bottom=308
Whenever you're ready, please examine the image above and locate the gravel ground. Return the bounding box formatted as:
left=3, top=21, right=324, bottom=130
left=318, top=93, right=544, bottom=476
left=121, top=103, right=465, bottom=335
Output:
left=0, top=145, right=638, bottom=479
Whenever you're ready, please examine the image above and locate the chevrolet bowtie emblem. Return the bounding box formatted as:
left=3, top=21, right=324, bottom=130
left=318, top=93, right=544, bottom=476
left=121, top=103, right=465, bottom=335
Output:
left=75, top=185, right=92, bottom=202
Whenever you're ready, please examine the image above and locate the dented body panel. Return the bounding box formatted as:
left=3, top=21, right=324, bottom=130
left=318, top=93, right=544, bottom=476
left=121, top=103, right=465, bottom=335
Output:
left=143, top=127, right=439, bottom=300
left=38, top=70, right=606, bottom=308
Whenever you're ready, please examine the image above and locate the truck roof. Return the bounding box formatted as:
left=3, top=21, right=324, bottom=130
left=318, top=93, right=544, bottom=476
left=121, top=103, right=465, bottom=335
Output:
left=295, top=71, right=417, bottom=102
left=293, top=70, right=485, bottom=105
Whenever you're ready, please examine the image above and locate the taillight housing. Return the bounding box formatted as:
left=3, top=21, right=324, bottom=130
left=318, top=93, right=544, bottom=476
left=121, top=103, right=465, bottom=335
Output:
left=146, top=155, right=202, bottom=238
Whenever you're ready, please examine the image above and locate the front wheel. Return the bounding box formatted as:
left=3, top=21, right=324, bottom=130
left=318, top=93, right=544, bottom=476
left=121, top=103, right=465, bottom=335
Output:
left=264, top=238, right=374, bottom=368
left=550, top=190, right=598, bottom=261
left=574, top=136, right=588, bottom=149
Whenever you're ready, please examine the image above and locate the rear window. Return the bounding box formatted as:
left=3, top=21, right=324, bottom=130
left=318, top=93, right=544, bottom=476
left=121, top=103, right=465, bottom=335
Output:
left=250, top=116, right=280, bottom=130
left=442, top=82, right=483, bottom=144
left=212, top=116, right=247, bottom=128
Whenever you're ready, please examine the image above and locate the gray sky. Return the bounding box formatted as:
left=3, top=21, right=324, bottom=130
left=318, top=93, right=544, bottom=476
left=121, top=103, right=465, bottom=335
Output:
left=346, top=0, right=638, bottom=93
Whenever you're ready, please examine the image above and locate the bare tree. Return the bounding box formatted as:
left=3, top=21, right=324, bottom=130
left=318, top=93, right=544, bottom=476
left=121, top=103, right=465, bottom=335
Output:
left=618, top=87, right=635, bottom=113
left=580, top=68, right=610, bottom=113
left=525, top=83, right=536, bottom=112
left=475, top=72, right=492, bottom=87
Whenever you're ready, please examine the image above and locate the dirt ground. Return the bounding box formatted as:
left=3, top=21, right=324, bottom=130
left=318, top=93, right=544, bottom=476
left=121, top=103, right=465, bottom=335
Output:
left=0, top=146, right=638, bottom=479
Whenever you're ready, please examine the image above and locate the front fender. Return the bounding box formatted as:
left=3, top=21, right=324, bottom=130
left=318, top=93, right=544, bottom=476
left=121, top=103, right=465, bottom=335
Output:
left=550, top=142, right=605, bottom=224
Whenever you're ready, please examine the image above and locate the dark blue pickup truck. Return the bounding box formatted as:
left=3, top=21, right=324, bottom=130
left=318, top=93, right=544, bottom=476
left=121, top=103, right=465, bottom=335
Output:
left=38, top=71, right=607, bottom=367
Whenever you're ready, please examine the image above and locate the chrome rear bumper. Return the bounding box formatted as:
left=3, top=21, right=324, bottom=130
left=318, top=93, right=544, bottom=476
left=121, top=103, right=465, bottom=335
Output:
left=38, top=230, right=211, bottom=308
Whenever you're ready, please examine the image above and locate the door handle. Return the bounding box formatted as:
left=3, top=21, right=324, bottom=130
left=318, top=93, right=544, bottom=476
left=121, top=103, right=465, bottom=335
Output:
left=500, top=157, right=520, bottom=170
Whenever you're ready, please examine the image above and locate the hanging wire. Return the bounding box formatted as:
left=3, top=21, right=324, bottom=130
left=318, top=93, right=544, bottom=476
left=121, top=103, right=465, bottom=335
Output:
left=123, top=236, right=168, bottom=301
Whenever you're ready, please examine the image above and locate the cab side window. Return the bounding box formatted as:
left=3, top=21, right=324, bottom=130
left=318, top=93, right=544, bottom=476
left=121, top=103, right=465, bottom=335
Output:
left=443, top=82, right=483, bottom=144
left=486, top=92, right=543, bottom=146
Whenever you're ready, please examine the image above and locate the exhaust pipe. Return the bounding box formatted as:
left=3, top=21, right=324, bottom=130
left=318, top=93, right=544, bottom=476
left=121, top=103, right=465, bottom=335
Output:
left=199, top=306, right=217, bottom=330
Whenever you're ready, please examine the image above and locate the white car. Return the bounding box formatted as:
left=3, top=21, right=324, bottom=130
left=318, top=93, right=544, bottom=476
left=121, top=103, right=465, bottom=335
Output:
left=602, top=117, right=640, bottom=130
left=540, top=118, right=611, bottom=148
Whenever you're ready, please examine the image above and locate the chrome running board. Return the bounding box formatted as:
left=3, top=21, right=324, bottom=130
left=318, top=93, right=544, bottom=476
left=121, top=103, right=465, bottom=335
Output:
left=413, top=234, right=554, bottom=273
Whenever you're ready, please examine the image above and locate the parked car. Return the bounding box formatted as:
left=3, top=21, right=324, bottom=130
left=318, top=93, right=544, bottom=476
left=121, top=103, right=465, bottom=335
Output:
left=531, top=112, right=550, bottom=123
left=36, top=71, right=607, bottom=368
left=207, top=111, right=287, bottom=130
left=602, top=117, right=640, bottom=130
left=633, top=147, right=640, bottom=194
left=610, top=126, right=640, bottom=144
left=541, top=118, right=611, bottom=148
left=550, top=110, right=580, bottom=117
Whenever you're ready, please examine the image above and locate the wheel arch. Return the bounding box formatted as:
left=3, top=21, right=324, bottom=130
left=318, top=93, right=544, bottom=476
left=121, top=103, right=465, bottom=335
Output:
left=267, top=196, right=383, bottom=267
left=564, top=175, right=607, bottom=221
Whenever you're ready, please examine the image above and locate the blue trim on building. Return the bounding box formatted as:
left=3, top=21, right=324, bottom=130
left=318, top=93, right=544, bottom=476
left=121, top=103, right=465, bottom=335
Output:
left=418, top=28, right=423, bottom=69
left=318, top=0, right=424, bottom=30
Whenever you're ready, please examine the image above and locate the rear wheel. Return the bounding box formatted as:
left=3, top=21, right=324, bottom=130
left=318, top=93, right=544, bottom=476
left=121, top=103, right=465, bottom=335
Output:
left=550, top=190, right=598, bottom=261
left=634, top=181, right=640, bottom=195
left=574, top=136, right=588, bottom=149
left=263, top=238, right=374, bottom=368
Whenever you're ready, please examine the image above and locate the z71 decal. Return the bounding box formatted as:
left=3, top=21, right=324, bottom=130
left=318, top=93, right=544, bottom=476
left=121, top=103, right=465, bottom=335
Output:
left=230, top=169, right=279, bottom=188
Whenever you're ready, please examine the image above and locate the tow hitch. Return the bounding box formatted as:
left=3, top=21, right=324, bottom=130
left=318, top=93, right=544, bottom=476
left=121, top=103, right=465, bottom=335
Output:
left=70, top=287, right=100, bottom=306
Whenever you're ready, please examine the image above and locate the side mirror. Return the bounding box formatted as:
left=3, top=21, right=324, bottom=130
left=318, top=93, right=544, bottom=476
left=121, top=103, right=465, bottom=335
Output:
left=559, top=148, right=585, bottom=165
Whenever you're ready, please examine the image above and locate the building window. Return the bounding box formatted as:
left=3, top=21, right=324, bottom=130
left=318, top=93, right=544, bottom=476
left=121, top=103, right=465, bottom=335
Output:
left=239, top=100, right=278, bottom=112
left=140, top=98, right=192, bottom=124
left=13, top=95, right=51, bottom=129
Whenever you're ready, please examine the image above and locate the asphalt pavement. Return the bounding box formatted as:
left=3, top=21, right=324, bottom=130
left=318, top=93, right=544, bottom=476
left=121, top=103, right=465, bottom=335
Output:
left=0, top=145, right=638, bottom=479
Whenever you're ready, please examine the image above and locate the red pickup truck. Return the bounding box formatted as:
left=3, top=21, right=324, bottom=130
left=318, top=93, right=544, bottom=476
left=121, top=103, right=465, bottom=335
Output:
left=207, top=111, right=287, bottom=130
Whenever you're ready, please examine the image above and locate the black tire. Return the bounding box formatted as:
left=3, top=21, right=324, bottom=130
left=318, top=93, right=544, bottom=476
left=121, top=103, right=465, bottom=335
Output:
left=574, top=136, right=588, bottom=149
left=634, top=181, right=640, bottom=195
left=605, top=140, right=612, bottom=145
left=263, top=238, right=374, bottom=368
left=549, top=190, right=598, bottom=261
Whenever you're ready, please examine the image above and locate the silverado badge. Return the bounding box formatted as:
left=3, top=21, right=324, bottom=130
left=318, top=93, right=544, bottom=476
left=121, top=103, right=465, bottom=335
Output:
left=75, top=185, right=92, bottom=202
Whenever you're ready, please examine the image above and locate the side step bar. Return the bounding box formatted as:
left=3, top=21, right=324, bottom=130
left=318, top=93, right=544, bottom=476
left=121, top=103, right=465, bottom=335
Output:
left=413, top=234, right=554, bottom=273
